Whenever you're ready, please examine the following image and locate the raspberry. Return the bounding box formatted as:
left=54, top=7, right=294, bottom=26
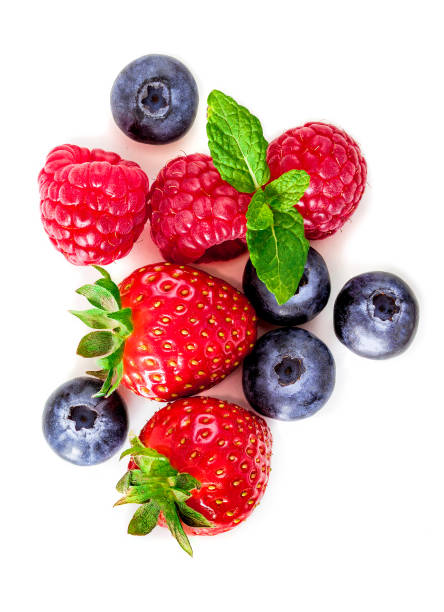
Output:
left=148, top=153, right=251, bottom=264
left=267, top=123, right=367, bottom=240
left=39, top=144, right=149, bottom=265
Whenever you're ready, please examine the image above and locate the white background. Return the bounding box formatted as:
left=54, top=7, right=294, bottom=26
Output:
left=3, top=1, right=443, bottom=610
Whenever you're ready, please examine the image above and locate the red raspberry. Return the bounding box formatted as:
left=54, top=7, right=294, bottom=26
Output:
left=148, top=153, right=251, bottom=264
left=39, top=144, right=149, bottom=265
left=267, top=123, right=367, bottom=240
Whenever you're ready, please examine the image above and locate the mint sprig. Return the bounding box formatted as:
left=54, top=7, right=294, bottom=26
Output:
left=70, top=266, right=133, bottom=397
left=115, top=434, right=214, bottom=556
left=207, top=90, right=269, bottom=192
left=247, top=206, right=309, bottom=305
left=207, top=91, right=310, bottom=304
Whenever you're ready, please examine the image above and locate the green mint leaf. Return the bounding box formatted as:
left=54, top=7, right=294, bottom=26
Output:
left=106, top=308, right=133, bottom=336
left=116, top=471, right=132, bottom=494
left=245, top=190, right=273, bottom=230
left=76, top=284, right=119, bottom=312
left=246, top=207, right=310, bottom=305
left=264, top=169, right=310, bottom=211
left=76, top=331, right=123, bottom=358
left=128, top=501, right=160, bottom=536
left=176, top=502, right=214, bottom=529
left=158, top=500, right=193, bottom=556
left=207, top=90, right=270, bottom=193
left=70, top=308, right=119, bottom=330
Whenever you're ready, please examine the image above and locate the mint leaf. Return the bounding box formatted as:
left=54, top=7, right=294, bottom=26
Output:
left=247, top=208, right=310, bottom=305
left=76, top=331, right=123, bottom=358
left=207, top=90, right=269, bottom=192
left=264, top=170, right=310, bottom=211
left=246, top=191, right=274, bottom=230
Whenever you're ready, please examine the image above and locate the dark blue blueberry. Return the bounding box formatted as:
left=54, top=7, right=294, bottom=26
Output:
left=242, top=248, right=331, bottom=325
left=242, top=328, right=335, bottom=420
left=42, top=377, right=128, bottom=466
left=110, top=54, right=198, bottom=144
left=334, top=271, right=419, bottom=359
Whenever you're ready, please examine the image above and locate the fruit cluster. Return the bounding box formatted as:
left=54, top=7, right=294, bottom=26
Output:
left=40, top=54, right=418, bottom=556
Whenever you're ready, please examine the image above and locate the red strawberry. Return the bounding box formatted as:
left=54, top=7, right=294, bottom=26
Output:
left=39, top=144, right=149, bottom=265
left=116, top=397, right=272, bottom=555
left=71, top=263, right=257, bottom=401
left=266, top=123, right=367, bottom=240
left=148, top=153, right=251, bottom=264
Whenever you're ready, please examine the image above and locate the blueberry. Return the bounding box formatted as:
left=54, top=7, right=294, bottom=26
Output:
left=242, top=248, right=330, bottom=325
left=110, top=54, right=198, bottom=144
left=42, top=377, right=128, bottom=465
left=334, top=271, right=419, bottom=359
left=242, top=328, right=335, bottom=420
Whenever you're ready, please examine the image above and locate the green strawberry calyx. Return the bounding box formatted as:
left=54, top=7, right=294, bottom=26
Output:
left=70, top=266, right=133, bottom=397
left=207, top=90, right=310, bottom=305
left=116, top=434, right=214, bottom=556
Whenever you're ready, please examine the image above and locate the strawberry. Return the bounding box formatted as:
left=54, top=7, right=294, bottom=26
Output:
left=115, top=397, right=272, bottom=555
left=71, top=263, right=257, bottom=400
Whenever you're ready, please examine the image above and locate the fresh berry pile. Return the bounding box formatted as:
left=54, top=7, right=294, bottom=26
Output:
left=40, top=54, right=418, bottom=556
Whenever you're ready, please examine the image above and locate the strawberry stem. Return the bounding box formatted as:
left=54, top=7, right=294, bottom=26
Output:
left=70, top=266, right=133, bottom=397
left=115, top=434, right=214, bottom=556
